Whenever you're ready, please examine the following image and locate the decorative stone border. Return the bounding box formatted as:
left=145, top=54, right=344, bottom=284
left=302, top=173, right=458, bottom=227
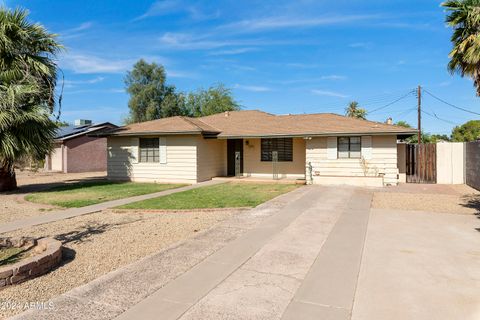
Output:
left=0, top=237, right=62, bottom=288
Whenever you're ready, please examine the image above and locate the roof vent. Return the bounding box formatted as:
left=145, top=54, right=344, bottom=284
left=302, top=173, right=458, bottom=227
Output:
left=385, top=117, right=393, bottom=125
left=74, top=119, right=92, bottom=126
left=225, top=111, right=230, bottom=117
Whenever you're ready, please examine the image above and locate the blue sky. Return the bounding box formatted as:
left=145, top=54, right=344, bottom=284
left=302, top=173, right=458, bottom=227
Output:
left=5, top=0, right=480, bottom=134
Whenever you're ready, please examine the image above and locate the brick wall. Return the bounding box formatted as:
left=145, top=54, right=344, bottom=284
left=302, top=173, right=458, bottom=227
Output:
left=65, top=135, right=108, bottom=173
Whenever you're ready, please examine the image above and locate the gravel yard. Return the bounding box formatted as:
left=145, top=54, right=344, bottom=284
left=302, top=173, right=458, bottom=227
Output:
left=0, top=171, right=106, bottom=224
left=0, top=208, right=238, bottom=319
left=372, top=183, right=480, bottom=214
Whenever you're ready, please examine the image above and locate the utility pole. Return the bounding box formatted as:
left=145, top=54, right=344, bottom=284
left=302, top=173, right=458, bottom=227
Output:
left=417, top=85, right=422, bottom=144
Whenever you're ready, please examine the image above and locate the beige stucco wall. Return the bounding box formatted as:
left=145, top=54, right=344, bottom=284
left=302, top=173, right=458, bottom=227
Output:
left=306, top=135, right=399, bottom=186
left=436, top=142, right=465, bottom=184
left=242, top=138, right=306, bottom=179
left=107, top=135, right=198, bottom=183
left=196, top=138, right=227, bottom=182
left=50, top=144, right=64, bottom=172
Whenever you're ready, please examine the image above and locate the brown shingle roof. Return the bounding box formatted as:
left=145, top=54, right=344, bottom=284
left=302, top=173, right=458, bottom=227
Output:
left=109, top=110, right=416, bottom=137
left=109, top=116, right=220, bottom=136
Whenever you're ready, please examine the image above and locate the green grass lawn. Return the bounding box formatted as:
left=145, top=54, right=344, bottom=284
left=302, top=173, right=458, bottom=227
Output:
left=117, top=183, right=299, bottom=210
left=25, top=181, right=186, bottom=208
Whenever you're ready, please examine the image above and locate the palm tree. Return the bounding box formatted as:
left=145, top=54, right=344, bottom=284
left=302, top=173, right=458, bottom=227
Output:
left=345, top=101, right=367, bottom=120
left=443, top=0, right=480, bottom=95
left=0, top=8, right=62, bottom=191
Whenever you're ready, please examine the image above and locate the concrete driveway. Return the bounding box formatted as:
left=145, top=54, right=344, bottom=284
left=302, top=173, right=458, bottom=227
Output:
left=11, top=184, right=480, bottom=320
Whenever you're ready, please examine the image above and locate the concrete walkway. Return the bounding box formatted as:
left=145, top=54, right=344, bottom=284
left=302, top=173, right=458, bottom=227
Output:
left=116, top=186, right=372, bottom=320
left=0, top=180, right=223, bottom=234
left=352, top=208, right=480, bottom=320
left=11, top=185, right=373, bottom=320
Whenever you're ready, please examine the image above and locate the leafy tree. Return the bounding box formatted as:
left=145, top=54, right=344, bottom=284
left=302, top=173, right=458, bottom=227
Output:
left=0, top=8, right=61, bottom=191
left=345, top=101, right=367, bottom=120
left=443, top=0, right=480, bottom=95
left=185, top=84, right=240, bottom=117
left=124, top=59, right=187, bottom=123
left=431, top=134, right=451, bottom=142
left=451, top=120, right=480, bottom=141
left=395, top=120, right=412, bottom=128
left=55, top=120, right=70, bottom=127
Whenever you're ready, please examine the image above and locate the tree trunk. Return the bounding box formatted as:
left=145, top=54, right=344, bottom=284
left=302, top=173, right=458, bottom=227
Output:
left=0, top=164, right=17, bottom=192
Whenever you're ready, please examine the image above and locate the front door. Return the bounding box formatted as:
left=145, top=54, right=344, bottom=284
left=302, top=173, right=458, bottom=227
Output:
left=227, top=139, right=243, bottom=176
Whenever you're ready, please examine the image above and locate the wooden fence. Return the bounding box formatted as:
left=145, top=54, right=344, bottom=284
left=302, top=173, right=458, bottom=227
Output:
left=465, top=141, right=480, bottom=190
left=406, top=143, right=437, bottom=183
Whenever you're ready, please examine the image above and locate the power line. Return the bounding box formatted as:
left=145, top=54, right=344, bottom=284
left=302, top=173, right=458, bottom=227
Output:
left=421, top=109, right=458, bottom=126
left=367, top=90, right=416, bottom=114
left=422, top=89, right=480, bottom=116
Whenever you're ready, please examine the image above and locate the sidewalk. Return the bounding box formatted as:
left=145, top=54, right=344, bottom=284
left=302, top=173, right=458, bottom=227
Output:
left=117, top=186, right=371, bottom=320
left=11, top=185, right=373, bottom=320
left=0, top=180, right=223, bottom=234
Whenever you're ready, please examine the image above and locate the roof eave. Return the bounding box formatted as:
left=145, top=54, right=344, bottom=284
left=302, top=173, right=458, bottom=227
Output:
left=106, top=131, right=205, bottom=137
left=216, top=131, right=418, bottom=139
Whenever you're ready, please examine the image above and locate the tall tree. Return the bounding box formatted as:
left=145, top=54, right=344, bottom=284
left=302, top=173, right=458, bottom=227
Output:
left=345, top=101, right=367, bottom=120
left=0, top=8, right=61, bottom=191
left=443, top=0, right=480, bottom=95
left=451, top=120, right=480, bottom=141
left=124, top=59, right=187, bottom=123
left=185, top=84, right=240, bottom=117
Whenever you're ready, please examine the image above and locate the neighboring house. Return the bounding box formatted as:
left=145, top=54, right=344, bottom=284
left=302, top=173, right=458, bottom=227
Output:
left=45, top=120, right=118, bottom=173
left=104, top=110, right=416, bottom=186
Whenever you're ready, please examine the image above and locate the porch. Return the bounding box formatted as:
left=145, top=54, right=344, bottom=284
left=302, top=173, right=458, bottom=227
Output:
left=212, top=176, right=306, bottom=185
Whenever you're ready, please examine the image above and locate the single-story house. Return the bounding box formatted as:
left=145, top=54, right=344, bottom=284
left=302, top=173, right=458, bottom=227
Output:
left=103, top=110, right=416, bottom=186
left=45, top=120, right=117, bottom=173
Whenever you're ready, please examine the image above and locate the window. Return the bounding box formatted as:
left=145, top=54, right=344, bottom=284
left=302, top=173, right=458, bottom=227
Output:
left=139, top=138, right=159, bottom=162
left=338, top=136, right=361, bottom=158
left=261, top=138, right=293, bottom=161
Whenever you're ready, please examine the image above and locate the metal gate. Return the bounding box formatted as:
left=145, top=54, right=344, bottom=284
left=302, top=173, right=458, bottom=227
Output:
left=406, top=143, right=436, bottom=183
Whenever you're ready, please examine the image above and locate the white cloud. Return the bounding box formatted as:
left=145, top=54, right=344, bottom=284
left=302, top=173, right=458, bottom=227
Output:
left=311, top=89, right=348, bottom=98
left=63, top=76, right=105, bottom=88
left=320, top=75, right=347, bottom=81
left=349, top=42, right=371, bottom=49
left=219, top=14, right=379, bottom=33
left=61, top=53, right=170, bottom=74
left=159, top=32, right=289, bottom=50
left=134, top=0, right=218, bottom=21
left=234, top=84, right=272, bottom=92
left=208, top=47, right=258, bottom=56
left=273, top=75, right=347, bottom=85
left=61, top=54, right=135, bottom=74
left=59, top=22, right=94, bottom=40
left=134, top=0, right=181, bottom=20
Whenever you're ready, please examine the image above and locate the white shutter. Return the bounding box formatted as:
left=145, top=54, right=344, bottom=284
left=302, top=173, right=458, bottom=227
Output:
left=130, top=138, right=139, bottom=163
left=327, top=137, right=337, bottom=159
left=159, top=137, right=167, bottom=164
left=361, top=136, right=372, bottom=160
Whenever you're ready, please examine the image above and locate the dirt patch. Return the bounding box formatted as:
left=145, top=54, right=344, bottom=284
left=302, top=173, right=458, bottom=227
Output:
left=0, top=208, right=238, bottom=319
left=0, top=171, right=106, bottom=224
left=372, top=186, right=480, bottom=215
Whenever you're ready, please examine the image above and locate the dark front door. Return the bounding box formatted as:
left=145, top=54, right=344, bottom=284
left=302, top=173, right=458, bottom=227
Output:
left=227, top=139, right=243, bottom=176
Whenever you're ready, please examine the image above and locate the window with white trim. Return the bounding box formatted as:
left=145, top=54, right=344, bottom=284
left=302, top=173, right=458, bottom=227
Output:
left=338, top=136, right=361, bottom=158
left=139, top=138, right=159, bottom=162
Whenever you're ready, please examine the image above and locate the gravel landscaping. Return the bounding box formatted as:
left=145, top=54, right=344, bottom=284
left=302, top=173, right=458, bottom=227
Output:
left=372, top=184, right=480, bottom=214
left=0, top=171, right=106, bottom=224
left=0, top=208, right=239, bottom=319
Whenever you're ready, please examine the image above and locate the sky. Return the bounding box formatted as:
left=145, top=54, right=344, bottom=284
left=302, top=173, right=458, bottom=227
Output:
left=5, top=0, right=480, bottom=134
